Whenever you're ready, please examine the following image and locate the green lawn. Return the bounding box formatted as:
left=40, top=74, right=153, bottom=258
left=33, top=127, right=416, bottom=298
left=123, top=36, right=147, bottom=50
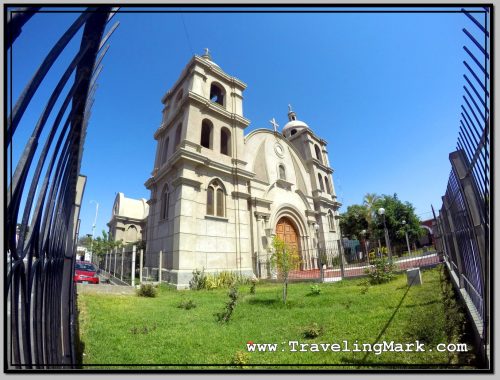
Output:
left=77, top=265, right=475, bottom=369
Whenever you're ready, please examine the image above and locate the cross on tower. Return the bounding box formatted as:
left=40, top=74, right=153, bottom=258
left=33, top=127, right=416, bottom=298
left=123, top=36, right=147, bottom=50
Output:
left=269, top=118, right=279, bottom=132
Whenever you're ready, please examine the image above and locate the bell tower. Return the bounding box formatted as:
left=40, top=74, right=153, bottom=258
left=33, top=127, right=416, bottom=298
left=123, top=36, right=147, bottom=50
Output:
left=282, top=105, right=342, bottom=245
left=144, top=50, right=254, bottom=288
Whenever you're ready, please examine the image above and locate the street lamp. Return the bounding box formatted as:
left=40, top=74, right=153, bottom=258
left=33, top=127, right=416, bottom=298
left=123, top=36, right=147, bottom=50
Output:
left=378, top=207, right=392, bottom=260
left=90, top=200, right=99, bottom=263
left=402, top=219, right=411, bottom=256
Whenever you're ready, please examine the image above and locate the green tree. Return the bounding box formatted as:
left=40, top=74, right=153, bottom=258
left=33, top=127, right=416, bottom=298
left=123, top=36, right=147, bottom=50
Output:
left=371, top=194, right=425, bottom=247
left=339, top=193, right=424, bottom=254
left=363, top=193, right=380, bottom=225
left=270, top=237, right=301, bottom=305
left=78, top=235, right=93, bottom=249
left=339, top=204, right=369, bottom=240
left=91, top=230, right=123, bottom=257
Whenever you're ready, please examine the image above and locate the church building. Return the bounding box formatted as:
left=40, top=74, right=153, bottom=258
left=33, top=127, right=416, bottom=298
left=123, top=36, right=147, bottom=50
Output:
left=144, top=50, right=342, bottom=288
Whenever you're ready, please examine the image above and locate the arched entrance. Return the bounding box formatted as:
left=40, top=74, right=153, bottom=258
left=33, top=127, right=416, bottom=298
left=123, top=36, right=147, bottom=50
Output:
left=275, top=217, right=301, bottom=256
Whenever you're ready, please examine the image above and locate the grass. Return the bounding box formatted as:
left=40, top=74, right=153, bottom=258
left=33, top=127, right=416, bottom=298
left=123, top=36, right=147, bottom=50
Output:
left=77, top=265, right=475, bottom=369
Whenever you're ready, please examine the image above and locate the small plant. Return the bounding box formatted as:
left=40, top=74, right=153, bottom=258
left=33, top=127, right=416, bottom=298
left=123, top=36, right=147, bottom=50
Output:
left=270, top=236, right=301, bottom=304
left=365, top=257, right=395, bottom=284
left=303, top=322, right=323, bottom=339
left=178, top=299, right=196, bottom=310
left=232, top=350, right=249, bottom=367
left=189, top=268, right=206, bottom=290
left=249, top=276, right=258, bottom=294
left=130, top=323, right=158, bottom=335
left=309, top=284, right=321, bottom=296
left=137, top=283, right=157, bottom=297
left=215, top=285, right=239, bottom=323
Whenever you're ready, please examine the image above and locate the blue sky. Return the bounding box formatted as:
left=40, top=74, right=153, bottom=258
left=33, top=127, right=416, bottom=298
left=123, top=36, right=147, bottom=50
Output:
left=9, top=6, right=488, bottom=238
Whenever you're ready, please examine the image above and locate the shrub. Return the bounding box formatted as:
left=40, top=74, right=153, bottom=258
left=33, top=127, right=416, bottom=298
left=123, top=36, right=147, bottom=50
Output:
left=215, top=286, right=238, bottom=323
left=190, top=269, right=250, bottom=290
left=189, top=268, right=207, bottom=290
left=303, top=322, right=323, bottom=339
left=365, top=257, right=395, bottom=284
left=249, top=276, right=258, bottom=294
left=137, top=283, right=157, bottom=297
left=178, top=299, right=196, bottom=310
left=232, top=350, right=249, bottom=366
left=309, top=284, right=321, bottom=296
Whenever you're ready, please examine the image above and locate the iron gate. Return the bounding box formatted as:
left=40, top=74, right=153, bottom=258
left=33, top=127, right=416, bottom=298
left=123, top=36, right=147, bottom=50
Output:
left=6, top=7, right=117, bottom=369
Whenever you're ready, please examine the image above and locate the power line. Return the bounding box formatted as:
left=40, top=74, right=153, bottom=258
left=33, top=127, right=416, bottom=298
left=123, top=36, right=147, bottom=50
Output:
left=180, top=13, right=193, bottom=56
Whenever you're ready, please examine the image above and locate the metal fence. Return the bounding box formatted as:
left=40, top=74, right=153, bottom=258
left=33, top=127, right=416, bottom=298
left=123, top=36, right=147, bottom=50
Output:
left=433, top=7, right=490, bottom=366
left=96, top=246, right=138, bottom=286
left=265, top=240, right=441, bottom=282
left=6, top=7, right=117, bottom=369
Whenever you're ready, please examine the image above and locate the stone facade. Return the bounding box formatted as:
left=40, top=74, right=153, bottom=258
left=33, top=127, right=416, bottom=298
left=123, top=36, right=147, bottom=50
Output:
left=144, top=51, right=342, bottom=288
left=107, top=192, right=149, bottom=244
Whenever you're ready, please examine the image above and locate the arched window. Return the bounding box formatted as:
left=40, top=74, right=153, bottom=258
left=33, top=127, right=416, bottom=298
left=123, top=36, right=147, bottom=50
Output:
left=279, top=164, right=286, bottom=180
left=315, top=145, right=323, bottom=163
left=324, top=175, right=331, bottom=194
left=160, top=184, right=170, bottom=220
left=174, top=124, right=182, bottom=148
left=328, top=211, right=335, bottom=231
left=209, top=82, right=225, bottom=106
left=201, top=119, right=213, bottom=149
left=318, top=173, right=324, bottom=192
left=207, top=179, right=226, bottom=217
left=220, top=127, right=231, bottom=156
left=290, top=129, right=297, bottom=136
left=126, top=225, right=138, bottom=241
left=161, top=137, right=169, bottom=164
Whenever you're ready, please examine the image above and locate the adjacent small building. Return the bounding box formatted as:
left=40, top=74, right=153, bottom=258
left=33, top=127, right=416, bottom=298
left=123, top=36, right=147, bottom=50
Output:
left=107, top=192, right=149, bottom=245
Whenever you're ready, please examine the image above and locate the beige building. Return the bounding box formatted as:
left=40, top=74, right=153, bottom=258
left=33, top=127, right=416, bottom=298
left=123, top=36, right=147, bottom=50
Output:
left=144, top=50, right=342, bottom=288
left=107, top=192, right=149, bottom=244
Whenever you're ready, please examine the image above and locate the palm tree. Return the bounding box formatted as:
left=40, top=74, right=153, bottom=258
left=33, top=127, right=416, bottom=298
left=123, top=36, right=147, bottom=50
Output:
left=363, top=193, right=380, bottom=225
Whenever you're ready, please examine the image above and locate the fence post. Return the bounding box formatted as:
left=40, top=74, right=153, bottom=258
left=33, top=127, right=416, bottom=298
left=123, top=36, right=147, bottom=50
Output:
left=337, top=240, right=345, bottom=279
left=139, top=249, right=144, bottom=284
left=131, top=245, right=136, bottom=287
left=121, top=246, right=124, bottom=282
left=317, top=241, right=324, bottom=282
left=158, top=250, right=162, bottom=283
left=450, top=150, right=487, bottom=285
left=114, top=248, right=117, bottom=277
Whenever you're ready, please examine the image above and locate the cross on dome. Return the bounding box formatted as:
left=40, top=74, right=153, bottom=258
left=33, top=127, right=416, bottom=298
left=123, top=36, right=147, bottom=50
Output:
left=202, top=48, right=212, bottom=60
left=287, top=104, right=297, bottom=121
left=269, top=118, right=279, bottom=132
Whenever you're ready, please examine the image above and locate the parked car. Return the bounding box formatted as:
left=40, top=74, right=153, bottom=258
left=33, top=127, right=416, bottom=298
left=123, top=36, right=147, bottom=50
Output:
left=74, top=261, right=99, bottom=284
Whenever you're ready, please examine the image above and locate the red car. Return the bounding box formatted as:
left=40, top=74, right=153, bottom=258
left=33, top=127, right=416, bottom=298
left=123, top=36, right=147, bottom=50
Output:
left=74, top=261, right=100, bottom=284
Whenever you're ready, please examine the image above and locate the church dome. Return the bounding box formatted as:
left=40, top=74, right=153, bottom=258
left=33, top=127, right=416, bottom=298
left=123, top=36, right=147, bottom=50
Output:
left=282, top=105, right=309, bottom=138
